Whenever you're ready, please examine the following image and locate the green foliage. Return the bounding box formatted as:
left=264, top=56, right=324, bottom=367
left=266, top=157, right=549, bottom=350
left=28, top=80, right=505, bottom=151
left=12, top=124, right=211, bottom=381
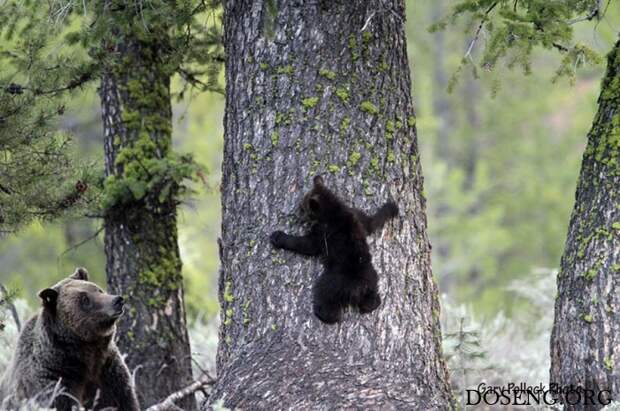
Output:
left=0, top=15, right=99, bottom=233
left=347, top=151, right=362, bottom=168
left=0, top=220, right=106, bottom=307
left=584, top=41, right=620, bottom=176
left=340, top=116, right=351, bottom=133
left=335, top=87, right=350, bottom=103
left=553, top=43, right=604, bottom=83
left=409, top=0, right=618, bottom=316
left=327, top=164, right=341, bottom=173
left=434, top=0, right=609, bottom=84
left=319, top=69, right=337, bottom=80
left=102, top=143, right=200, bottom=211
left=604, top=357, right=614, bottom=371
left=443, top=269, right=556, bottom=406
left=90, top=2, right=220, bottom=214
left=360, top=100, right=379, bottom=115
left=1, top=0, right=618, bottom=323
left=301, top=96, right=319, bottom=109
left=66, top=3, right=218, bottom=101
left=0, top=0, right=225, bottom=319
left=270, top=130, right=280, bottom=146
left=263, top=0, right=278, bottom=41
left=276, top=65, right=294, bottom=75
left=0, top=0, right=223, bottom=230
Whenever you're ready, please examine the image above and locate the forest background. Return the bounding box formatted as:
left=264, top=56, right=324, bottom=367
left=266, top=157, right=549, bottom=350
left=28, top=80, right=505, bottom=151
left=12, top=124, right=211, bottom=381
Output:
left=1, top=0, right=619, bottom=401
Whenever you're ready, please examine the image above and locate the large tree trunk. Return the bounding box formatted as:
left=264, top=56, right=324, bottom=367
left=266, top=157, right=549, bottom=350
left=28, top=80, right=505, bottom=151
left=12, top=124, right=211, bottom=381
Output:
left=98, top=18, right=195, bottom=410
left=550, top=39, right=620, bottom=410
left=205, top=1, right=452, bottom=409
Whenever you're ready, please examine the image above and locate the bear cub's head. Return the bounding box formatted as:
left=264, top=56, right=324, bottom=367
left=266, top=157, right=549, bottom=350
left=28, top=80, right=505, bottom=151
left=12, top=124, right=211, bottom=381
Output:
left=38, top=268, right=124, bottom=342
left=301, top=175, right=342, bottom=222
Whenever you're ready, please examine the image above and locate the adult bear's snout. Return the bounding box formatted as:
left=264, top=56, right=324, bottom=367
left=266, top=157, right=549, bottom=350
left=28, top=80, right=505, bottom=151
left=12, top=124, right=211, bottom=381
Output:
left=112, top=296, right=124, bottom=312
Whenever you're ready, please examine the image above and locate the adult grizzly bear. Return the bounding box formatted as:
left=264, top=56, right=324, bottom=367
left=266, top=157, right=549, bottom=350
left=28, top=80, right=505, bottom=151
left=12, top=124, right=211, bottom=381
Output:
left=0, top=268, right=139, bottom=411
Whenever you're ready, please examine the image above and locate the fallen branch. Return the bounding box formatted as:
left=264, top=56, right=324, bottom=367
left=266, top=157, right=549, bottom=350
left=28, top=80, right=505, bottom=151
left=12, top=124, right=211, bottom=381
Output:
left=146, top=375, right=216, bottom=411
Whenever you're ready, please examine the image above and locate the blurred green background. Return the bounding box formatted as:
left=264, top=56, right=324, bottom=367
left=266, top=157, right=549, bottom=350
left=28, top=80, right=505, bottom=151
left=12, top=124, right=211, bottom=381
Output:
left=0, top=0, right=618, bottom=321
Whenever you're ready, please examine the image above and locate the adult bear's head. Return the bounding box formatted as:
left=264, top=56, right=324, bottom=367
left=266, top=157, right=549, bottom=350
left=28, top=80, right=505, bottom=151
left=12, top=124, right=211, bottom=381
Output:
left=38, top=268, right=125, bottom=342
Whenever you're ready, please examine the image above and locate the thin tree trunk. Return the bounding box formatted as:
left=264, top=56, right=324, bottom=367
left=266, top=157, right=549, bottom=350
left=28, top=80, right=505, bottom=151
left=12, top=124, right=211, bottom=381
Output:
left=461, top=71, right=480, bottom=192
left=98, top=19, right=195, bottom=410
left=432, top=0, right=452, bottom=160
left=205, top=1, right=452, bottom=409
left=550, top=39, right=620, bottom=410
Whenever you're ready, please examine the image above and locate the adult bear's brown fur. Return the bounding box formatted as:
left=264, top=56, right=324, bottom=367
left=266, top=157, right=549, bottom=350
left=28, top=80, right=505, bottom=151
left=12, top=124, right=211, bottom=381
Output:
left=0, top=268, right=139, bottom=411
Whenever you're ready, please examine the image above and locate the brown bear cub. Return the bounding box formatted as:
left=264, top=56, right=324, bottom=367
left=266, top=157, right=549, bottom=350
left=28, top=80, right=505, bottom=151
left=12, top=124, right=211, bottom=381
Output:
left=0, top=268, right=139, bottom=411
left=270, top=175, right=399, bottom=324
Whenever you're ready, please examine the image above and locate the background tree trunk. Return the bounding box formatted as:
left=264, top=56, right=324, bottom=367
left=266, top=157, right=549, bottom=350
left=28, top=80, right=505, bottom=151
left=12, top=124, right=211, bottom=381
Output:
left=550, top=39, right=620, bottom=409
left=205, top=1, right=452, bottom=409
left=461, top=70, right=480, bottom=192
left=99, top=20, right=195, bottom=410
left=431, top=0, right=453, bottom=160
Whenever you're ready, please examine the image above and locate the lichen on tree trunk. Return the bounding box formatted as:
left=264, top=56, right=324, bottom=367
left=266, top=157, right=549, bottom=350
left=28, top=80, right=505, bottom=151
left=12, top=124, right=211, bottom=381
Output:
left=550, top=39, right=620, bottom=410
left=206, top=1, right=452, bottom=409
left=98, top=18, right=195, bottom=410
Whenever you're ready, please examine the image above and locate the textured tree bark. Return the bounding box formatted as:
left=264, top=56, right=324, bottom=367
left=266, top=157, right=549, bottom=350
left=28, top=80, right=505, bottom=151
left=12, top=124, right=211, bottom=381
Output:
left=206, top=1, right=452, bottom=409
left=550, top=39, right=620, bottom=410
left=98, top=22, right=195, bottom=410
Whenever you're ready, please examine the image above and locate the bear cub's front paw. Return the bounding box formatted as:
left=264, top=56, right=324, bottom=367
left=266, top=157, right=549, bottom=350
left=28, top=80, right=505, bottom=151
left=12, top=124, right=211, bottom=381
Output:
left=270, top=231, right=287, bottom=248
left=384, top=202, right=399, bottom=219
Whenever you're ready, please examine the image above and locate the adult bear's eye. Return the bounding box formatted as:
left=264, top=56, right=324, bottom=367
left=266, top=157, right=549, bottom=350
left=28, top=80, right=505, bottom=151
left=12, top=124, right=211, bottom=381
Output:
left=80, top=293, right=91, bottom=309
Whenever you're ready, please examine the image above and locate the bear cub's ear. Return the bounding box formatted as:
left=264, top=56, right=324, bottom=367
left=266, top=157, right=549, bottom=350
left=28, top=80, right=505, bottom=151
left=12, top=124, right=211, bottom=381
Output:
left=69, top=267, right=89, bottom=281
left=308, top=195, right=321, bottom=212
left=38, top=288, right=58, bottom=308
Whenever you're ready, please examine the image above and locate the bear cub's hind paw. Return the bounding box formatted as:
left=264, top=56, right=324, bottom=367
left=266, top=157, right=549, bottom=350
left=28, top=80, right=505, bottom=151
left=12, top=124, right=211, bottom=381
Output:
left=314, top=304, right=342, bottom=324
left=358, top=291, right=381, bottom=314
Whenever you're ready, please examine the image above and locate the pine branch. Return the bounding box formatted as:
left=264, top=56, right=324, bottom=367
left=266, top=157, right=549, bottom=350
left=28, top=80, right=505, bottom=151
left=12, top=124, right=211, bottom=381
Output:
left=3, top=71, right=95, bottom=97
left=464, top=2, right=498, bottom=60
left=34, top=71, right=95, bottom=96
left=0, top=183, right=11, bottom=195
left=568, top=0, right=602, bottom=24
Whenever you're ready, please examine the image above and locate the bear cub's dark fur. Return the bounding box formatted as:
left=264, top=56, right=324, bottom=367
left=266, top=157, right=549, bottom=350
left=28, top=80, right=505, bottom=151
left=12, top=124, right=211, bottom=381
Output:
left=270, top=175, right=398, bottom=324
left=0, top=268, right=140, bottom=411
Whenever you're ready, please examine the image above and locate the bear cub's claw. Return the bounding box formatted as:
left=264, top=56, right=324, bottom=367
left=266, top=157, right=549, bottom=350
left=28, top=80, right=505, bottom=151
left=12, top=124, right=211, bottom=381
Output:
left=270, top=230, right=286, bottom=248
left=385, top=202, right=399, bottom=218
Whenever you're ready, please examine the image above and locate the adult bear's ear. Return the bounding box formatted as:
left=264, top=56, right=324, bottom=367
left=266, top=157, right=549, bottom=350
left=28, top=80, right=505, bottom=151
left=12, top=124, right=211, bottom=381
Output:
left=313, top=175, right=324, bottom=186
left=69, top=267, right=89, bottom=281
left=38, top=288, right=58, bottom=309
